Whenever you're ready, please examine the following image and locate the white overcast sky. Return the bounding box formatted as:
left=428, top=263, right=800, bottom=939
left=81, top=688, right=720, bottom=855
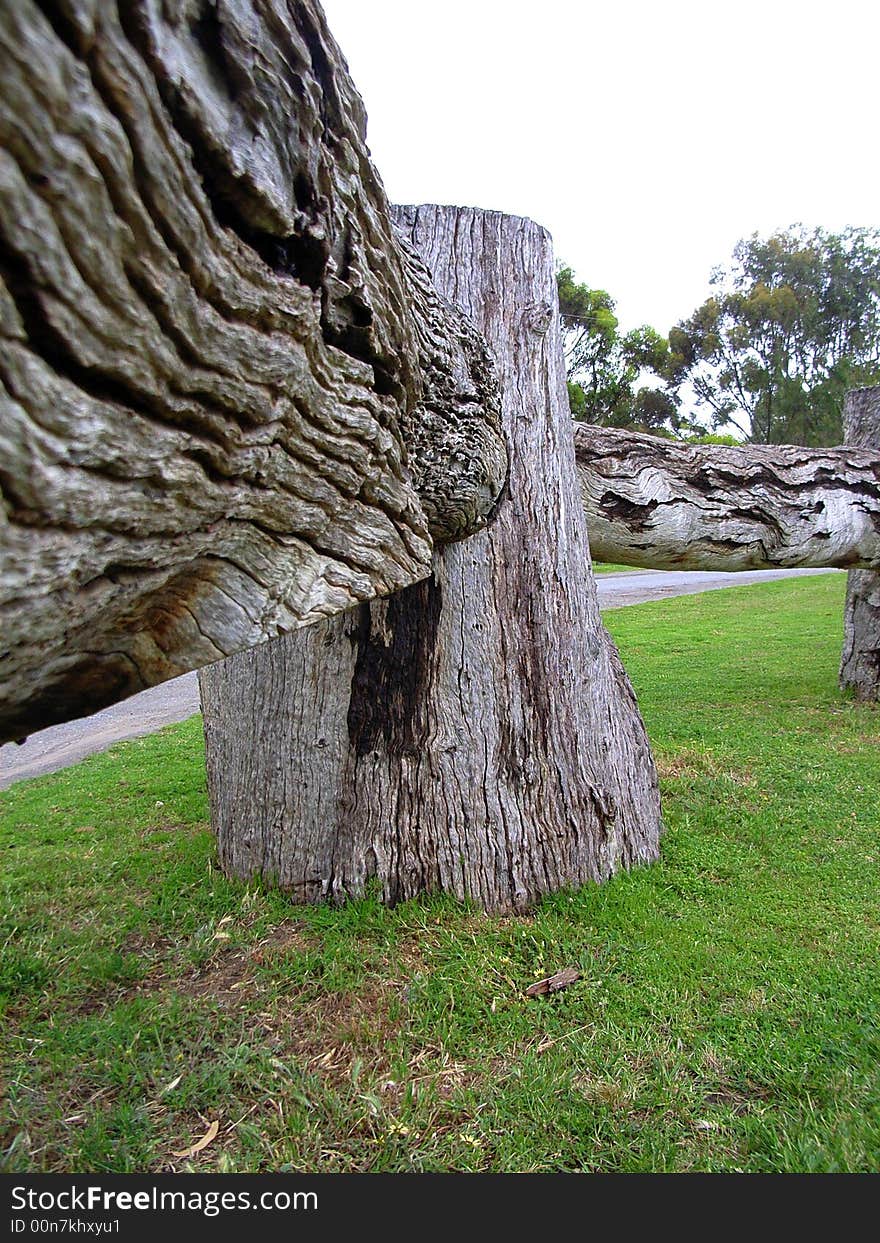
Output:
left=321, top=0, right=878, bottom=334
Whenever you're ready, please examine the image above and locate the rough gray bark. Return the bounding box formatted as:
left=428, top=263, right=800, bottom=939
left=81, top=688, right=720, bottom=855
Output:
left=839, top=387, right=880, bottom=700
left=575, top=424, right=880, bottom=571
left=200, top=205, right=661, bottom=913
left=0, top=0, right=505, bottom=742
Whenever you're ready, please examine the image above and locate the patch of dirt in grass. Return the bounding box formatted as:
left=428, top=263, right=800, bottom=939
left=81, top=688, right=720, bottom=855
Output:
left=677, top=1056, right=773, bottom=1117
left=657, top=748, right=756, bottom=787
left=268, top=980, right=400, bottom=1081
left=68, top=922, right=313, bottom=1017
left=406, top=1044, right=491, bottom=1102
left=701, top=1085, right=768, bottom=1115
left=120, top=929, right=177, bottom=960
left=830, top=734, right=880, bottom=755
left=164, top=922, right=316, bottom=1005
left=253, top=936, right=494, bottom=1114
left=262, top=938, right=430, bottom=1086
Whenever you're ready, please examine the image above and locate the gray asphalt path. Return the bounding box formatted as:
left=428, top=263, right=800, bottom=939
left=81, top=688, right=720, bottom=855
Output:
left=594, top=565, right=839, bottom=608
left=0, top=567, right=841, bottom=791
left=0, top=673, right=202, bottom=791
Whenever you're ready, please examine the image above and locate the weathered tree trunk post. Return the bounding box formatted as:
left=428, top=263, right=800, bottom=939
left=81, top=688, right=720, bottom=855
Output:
left=200, top=205, right=661, bottom=912
left=839, top=387, right=880, bottom=700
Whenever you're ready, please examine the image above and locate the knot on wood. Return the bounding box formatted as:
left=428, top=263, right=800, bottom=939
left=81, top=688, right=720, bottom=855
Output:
left=524, top=302, right=553, bottom=336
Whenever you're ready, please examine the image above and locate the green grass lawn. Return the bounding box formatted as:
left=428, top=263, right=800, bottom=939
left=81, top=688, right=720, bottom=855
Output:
left=1, top=574, right=878, bottom=1172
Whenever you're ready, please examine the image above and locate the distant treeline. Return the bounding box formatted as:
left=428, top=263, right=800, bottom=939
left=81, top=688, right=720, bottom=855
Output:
left=559, top=225, right=880, bottom=445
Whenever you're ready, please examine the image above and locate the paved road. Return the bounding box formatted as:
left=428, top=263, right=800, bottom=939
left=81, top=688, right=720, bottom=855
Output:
left=0, top=673, right=202, bottom=791
left=594, top=565, right=839, bottom=609
left=0, top=567, right=840, bottom=791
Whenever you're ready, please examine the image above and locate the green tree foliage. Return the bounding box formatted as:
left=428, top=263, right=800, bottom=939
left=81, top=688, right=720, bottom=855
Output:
left=557, top=266, right=681, bottom=433
left=670, top=226, right=880, bottom=445
left=683, top=432, right=743, bottom=446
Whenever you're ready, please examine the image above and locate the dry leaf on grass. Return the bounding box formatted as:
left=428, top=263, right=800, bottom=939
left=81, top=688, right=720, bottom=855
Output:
left=158, top=1074, right=183, bottom=1098
left=525, top=966, right=581, bottom=997
left=172, top=1119, right=219, bottom=1159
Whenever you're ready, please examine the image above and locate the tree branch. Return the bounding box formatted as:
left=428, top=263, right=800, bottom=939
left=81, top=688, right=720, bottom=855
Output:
left=575, top=424, right=880, bottom=571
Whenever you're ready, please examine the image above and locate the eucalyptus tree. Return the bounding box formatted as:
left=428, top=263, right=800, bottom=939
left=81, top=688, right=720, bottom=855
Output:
left=670, top=226, right=880, bottom=445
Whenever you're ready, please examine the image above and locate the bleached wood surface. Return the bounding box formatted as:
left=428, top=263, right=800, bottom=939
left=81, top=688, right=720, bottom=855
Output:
left=575, top=425, right=880, bottom=572
left=0, top=1, right=505, bottom=741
